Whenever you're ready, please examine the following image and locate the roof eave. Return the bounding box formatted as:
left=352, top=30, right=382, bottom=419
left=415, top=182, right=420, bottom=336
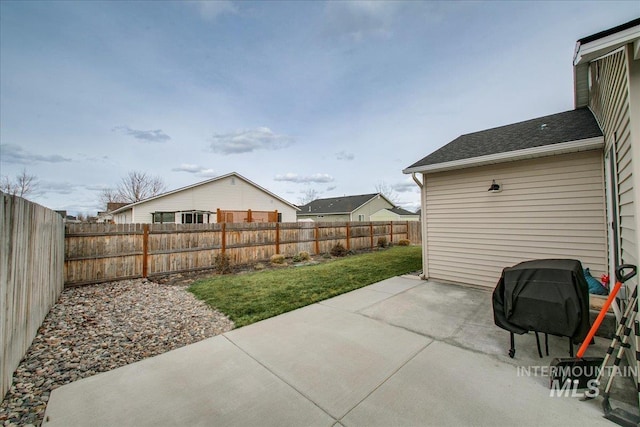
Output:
left=573, top=22, right=640, bottom=108
left=110, top=205, right=133, bottom=215
left=402, top=136, right=604, bottom=175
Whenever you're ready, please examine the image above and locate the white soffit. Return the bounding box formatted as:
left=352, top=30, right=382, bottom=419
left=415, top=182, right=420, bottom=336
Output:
left=574, top=24, right=640, bottom=66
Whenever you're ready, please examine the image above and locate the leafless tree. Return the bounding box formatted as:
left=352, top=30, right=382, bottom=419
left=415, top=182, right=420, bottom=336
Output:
left=299, top=188, right=320, bottom=205
left=99, top=187, right=125, bottom=206
left=375, top=181, right=399, bottom=204
left=115, top=171, right=167, bottom=203
left=0, top=169, right=38, bottom=197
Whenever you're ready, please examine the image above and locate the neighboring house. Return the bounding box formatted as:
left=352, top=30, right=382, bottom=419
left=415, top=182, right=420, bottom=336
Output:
left=297, top=193, right=394, bottom=222
left=55, top=211, right=82, bottom=223
left=96, top=202, right=128, bottom=224
left=404, top=18, right=640, bottom=295
left=111, top=172, right=298, bottom=224
left=370, top=207, right=420, bottom=222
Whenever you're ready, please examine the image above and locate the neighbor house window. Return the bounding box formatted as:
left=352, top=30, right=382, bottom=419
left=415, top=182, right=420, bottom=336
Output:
left=181, top=212, right=204, bottom=224
left=153, top=212, right=175, bottom=224
left=358, top=214, right=365, bottom=222
left=277, top=213, right=282, bottom=223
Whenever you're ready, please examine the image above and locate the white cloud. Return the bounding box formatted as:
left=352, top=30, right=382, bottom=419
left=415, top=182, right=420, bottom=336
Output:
left=189, top=0, right=237, bottom=21
left=84, top=184, right=110, bottom=191
left=113, top=126, right=171, bottom=143
left=209, top=127, right=294, bottom=154
left=0, top=144, right=72, bottom=164
left=274, top=173, right=334, bottom=184
left=323, top=1, right=400, bottom=42
left=36, top=181, right=78, bottom=195
left=336, top=151, right=354, bottom=161
left=172, top=164, right=217, bottom=178
left=393, top=181, right=419, bottom=193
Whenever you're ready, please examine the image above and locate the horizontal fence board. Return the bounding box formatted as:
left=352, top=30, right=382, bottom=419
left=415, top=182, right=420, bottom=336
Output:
left=64, top=221, right=420, bottom=286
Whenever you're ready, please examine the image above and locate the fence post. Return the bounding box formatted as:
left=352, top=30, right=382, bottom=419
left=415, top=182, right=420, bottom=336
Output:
left=275, top=222, right=280, bottom=254
left=221, top=222, right=226, bottom=253
left=142, top=224, right=149, bottom=278
left=314, top=224, right=320, bottom=255
left=247, top=209, right=252, bottom=223
left=390, top=221, right=393, bottom=244
left=217, top=209, right=222, bottom=223
left=370, top=222, right=374, bottom=249
left=346, top=222, right=350, bottom=250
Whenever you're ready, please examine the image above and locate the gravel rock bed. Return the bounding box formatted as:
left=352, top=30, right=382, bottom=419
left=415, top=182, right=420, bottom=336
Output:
left=0, top=279, right=234, bottom=427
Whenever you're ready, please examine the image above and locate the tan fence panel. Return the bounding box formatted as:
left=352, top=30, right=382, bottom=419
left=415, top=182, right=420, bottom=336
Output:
left=1, top=194, right=64, bottom=399
left=408, top=221, right=422, bottom=244
left=65, top=223, right=143, bottom=285
left=63, top=221, right=414, bottom=286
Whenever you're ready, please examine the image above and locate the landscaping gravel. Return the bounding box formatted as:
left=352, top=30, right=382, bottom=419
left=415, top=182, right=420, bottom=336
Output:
left=0, top=278, right=234, bottom=427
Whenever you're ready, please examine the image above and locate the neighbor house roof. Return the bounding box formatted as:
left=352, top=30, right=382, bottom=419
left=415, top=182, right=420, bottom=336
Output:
left=573, top=18, right=640, bottom=108
left=298, top=193, right=393, bottom=215
left=111, top=172, right=299, bottom=214
left=403, top=108, right=603, bottom=174
left=388, top=207, right=418, bottom=216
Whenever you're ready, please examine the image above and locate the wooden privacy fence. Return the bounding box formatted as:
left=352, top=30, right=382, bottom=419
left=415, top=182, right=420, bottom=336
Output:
left=1, top=194, right=65, bottom=400
left=65, top=221, right=420, bottom=286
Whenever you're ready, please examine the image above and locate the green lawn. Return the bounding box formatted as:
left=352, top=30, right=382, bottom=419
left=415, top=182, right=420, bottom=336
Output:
left=189, top=245, right=422, bottom=327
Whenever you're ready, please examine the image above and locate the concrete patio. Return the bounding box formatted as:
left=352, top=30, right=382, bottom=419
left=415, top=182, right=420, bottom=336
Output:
left=43, top=277, right=636, bottom=426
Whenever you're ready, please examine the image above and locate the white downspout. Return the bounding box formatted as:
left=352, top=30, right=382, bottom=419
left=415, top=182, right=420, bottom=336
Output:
left=412, top=173, right=429, bottom=280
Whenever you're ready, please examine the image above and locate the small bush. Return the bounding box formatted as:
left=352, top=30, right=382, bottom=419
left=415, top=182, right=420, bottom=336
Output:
left=398, top=239, right=411, bottom=246
left=214, top=253, right=232, bottom=274
left=298, top=251, right=311, bottom=261
left=330, top=243, right=348, bottom=257
left=254, top=263, right=266, bottom=271
left=270, top=254, right=285, bottom=264
left=377, top=237, right=388, bottom=248
left=292, top=254, right=303, bottom=263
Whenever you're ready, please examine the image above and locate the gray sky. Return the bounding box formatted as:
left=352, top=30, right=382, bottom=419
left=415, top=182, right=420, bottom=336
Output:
left=1, top=1, right=638, bottom=215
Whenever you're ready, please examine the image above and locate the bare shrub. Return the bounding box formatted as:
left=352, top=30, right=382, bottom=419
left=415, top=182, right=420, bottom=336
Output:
left=270, top=254, right=285, bottom=264
left=214, top=253, right=232, bottom=274
left=330, top=243, right=347, bottom=257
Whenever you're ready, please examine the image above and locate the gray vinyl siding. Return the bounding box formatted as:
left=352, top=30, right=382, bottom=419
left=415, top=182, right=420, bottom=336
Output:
left=423, top=150, right=607, bottom=288
left=589, top=47, right=638, bottom=290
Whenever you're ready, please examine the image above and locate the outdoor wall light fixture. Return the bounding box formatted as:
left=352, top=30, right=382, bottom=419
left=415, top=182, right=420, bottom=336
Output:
left=488, top=180, right=501, bottom=193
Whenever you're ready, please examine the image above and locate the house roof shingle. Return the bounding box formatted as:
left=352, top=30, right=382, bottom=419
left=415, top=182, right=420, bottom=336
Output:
left=388, top=207, right=418, bottom=216
left=298, top=193, right=390, bottom=215
left=405, top=108, right=602, bottom=170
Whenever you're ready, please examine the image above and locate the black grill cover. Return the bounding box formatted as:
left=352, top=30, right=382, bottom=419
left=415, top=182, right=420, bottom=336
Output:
left=493, top=259, right=591, bottom=344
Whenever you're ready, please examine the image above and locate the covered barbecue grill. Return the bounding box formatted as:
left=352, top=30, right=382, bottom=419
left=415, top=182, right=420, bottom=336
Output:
left=493, top=259, right=591, bottom=358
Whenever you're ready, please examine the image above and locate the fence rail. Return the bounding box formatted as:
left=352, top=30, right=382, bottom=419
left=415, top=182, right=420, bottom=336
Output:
left=65, top=221, right=421, bottom=286
left=1, top=194, right=64, bottom=399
